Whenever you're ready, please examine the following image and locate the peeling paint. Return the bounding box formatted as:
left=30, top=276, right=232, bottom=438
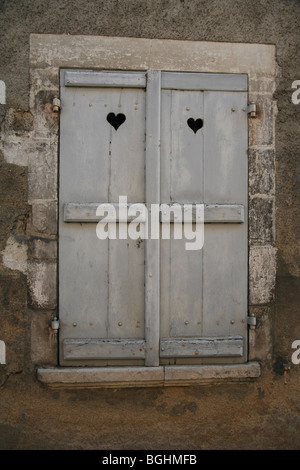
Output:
left=27, top=261, right=57, bottom=309
left=27, top=263, right=49, bottom=307
left=1, top=235, right=27, bottom=274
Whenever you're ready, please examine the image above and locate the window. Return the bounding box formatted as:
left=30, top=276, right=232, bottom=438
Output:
left=59, top=69, right=248, bottom=368
left=30, top=35, right=277, bottom=387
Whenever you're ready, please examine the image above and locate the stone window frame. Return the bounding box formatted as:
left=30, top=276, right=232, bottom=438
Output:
left=24, top=35, right=276, bottom=388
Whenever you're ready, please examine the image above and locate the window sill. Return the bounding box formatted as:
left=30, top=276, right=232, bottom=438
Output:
left=37, top=362, right=261, bottom=389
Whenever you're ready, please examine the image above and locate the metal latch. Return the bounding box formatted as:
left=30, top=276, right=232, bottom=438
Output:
left=247, top=315, right=256, bottom=330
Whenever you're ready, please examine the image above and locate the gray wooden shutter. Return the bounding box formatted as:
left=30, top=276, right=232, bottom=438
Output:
left=59, top=70, right=248, bottom=366
left=159, top=72, right=248, bottom=364
left=59, top=70, right=149, bottom=366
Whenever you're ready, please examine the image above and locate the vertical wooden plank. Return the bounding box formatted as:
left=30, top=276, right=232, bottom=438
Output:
left=109, top=88, right=145, bottom=202
left=160, top=89, right=172, bottom=340
left=160, top=89, right=204, bottom=341
left=169, top=90, right=204, bottom=337
left=202, top=89, right=248, bottom=361
left=107, top=88, right=146, bottom=340
left=108, top=235, right=145, bottom=339
left=59, top=224, right=109, bottom=342
left=144, top=70, right=161, bottom=366
left=59, top=85, right=111, bottom=204
left=160, top=90, right=172, bottom=204
left=160, top=236, right=171, bottom=339
left=202, top=224, right=248, bottom=342
left=203, top=91, right=248, bottom=205
left=160, top=89, right=204, bottom=203
left=169, top=235, right=203, bottom=338
left=59, top=77, right=111, bottom=364
left=169, top=90, right=204, bottom=203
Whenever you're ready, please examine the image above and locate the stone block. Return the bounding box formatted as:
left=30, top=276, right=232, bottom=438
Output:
left=1, top=108, right=33, bottom=135
left=249, top=245, right=277, bottom=305
left=248, top=75, right=276, bottom=95
left=0, top=161, right=28, bottom=204
left=31, top=200, right=57, bottom=234
left=37, top=363, right=261, bottom=389
left=30, top=237, right=57, bottom=260
left=2, top=136, right=31, bottom=167
left=0, top=204, right=29, bottom=251
left=249, top=148, right=275, bottom=196
left=249, top=196, right=275, bottom=245
left=28, top=140, right=57, bottom=200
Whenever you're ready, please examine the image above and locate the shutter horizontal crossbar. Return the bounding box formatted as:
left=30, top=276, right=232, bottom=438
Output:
left=64, top=71, right=146, bottom=88
left=63, top=203, right=244, bottom=223
left=161, top=72, right=248, bottom=91
left=160, top=336, right=244, bottom=358
left=63, top=336, right=244, bottom=360
left=63, top=71, right=247, bottom=91
left=63, top=338, right=146, bottom=360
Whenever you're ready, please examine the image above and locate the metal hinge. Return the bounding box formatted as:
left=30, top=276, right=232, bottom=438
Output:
left=49, top=317, right=60, bottom=347
left=247, top=315, right=256, bottom=330
left=247, top=102, right=257, bottom=118
left=50, top=317, right=60, bottom=332
left=52, top=96, right=61, bottom=112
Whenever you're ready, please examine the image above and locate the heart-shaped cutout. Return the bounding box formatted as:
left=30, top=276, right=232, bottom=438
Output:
left=106, top=112, right=126, bottom=131
left=187, top=118, right=203, bottom=134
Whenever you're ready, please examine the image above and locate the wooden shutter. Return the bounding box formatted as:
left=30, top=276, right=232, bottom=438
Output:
left=159, top=73, right=248, bottom=364
left=59, top=70, right=148, bottom=366
left=59, top=70, right=248, bottom=366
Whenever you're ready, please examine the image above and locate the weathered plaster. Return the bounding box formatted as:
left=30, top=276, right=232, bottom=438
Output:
left=1, top=235, right=27, bottom=274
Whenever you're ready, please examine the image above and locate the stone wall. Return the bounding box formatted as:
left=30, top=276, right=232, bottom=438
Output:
left=0, top=0, right=299, bottom=450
